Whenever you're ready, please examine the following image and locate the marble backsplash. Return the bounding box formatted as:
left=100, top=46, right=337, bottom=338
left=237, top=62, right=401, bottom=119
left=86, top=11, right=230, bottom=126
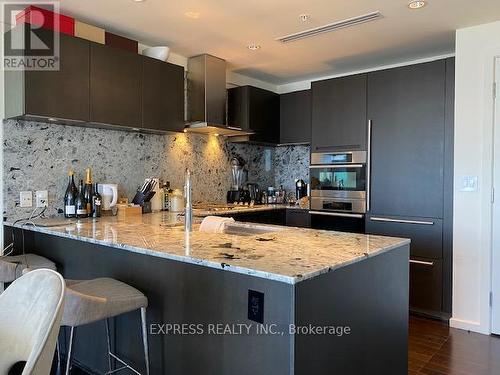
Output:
left=3, top=120, right=309, bottom=220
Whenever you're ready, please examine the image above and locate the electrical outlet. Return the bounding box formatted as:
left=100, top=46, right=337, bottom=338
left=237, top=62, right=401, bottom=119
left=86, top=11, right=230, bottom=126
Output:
left=19, top=191, right=32, bottom=208
left=35, top=190, right=48, bottom=208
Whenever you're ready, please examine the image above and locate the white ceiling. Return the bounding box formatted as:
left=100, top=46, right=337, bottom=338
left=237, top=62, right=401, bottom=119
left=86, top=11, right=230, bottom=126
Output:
left=59, top=0, right=500, bottom=84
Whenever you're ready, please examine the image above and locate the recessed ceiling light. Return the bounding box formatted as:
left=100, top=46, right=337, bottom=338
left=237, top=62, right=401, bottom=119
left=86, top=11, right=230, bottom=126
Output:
left=185, top=11, right=200, bottom=19
left=132, top=0, right=145, bottom=2
left=299, top=14, right=311, bottom=22
left=247, top=44, right=261, bottom=51
left=408, top=0, right=426, bottom=9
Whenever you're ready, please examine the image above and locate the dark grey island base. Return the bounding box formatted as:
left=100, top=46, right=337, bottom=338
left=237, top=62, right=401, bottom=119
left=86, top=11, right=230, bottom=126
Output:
left=6, top=223, right=409, bottom=375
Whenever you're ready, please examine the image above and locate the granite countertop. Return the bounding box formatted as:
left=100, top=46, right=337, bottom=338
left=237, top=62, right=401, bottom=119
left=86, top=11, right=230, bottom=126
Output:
left=192, top=204, right=309, bottom=217
left=6, top=212, right=410, bottom=284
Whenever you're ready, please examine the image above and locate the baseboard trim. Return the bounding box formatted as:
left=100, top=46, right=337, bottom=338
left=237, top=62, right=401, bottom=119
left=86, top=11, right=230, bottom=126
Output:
left=449, top=317, right=489, bottom=334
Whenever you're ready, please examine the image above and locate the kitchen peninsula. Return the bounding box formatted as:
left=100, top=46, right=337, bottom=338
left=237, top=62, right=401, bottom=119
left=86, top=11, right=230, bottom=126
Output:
left=6, top=212, right=410, bottom=375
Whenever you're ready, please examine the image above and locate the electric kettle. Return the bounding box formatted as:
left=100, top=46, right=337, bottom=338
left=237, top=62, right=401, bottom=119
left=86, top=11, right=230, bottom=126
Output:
left=97, top=183, right=118, bottom=211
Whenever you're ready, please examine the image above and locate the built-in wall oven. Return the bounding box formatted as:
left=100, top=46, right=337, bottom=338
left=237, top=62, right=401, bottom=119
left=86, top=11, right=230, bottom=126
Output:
left=309, top=151, right=367, bottom=233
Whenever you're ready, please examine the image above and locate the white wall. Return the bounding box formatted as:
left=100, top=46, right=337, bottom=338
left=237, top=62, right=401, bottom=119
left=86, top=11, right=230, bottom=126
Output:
left=451, top=20, right=500, bottom=334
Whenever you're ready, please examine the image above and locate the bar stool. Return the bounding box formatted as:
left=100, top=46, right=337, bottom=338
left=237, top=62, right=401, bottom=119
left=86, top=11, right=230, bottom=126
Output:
left=61, top=278, right=149, bottom=375
left=0, top=254, right=56, bottom=284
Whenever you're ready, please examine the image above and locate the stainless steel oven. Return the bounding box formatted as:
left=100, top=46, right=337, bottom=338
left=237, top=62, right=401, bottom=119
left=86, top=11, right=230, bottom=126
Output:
left=309, top=151, right=367, bottom=233
left=309, top=151, right=367, bottom=213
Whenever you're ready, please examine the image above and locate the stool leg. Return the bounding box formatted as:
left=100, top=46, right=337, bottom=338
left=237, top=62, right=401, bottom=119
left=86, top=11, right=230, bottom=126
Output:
left=105, top=319, right=113, bottom=372
left=65, top=327, right=75, bottom=375
left=140, top=307, right=150, bottom=375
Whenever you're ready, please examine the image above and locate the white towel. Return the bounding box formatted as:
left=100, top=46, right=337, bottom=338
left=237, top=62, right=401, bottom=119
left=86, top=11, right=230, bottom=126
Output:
left=199, top=216, right=235, bottom=233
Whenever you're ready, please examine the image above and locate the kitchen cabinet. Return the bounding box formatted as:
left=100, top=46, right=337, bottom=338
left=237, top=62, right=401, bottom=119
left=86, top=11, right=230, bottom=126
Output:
left=90, top=42, right=142, bottom=128
left=285, top=209, right=311, bottom=228
left=365, top=215, right=443, bottom=259
left=142, top=56, right=184, bottom=132
left=367, top=60, right=446, bottom=219
left=4, top=26, right=90, bottom=122
left=280, top=90, right=311, bottom=145
left=364, top=58, right=454, bottom=319
left=227, top=85, right=280, bottom=144
left=311, top=74, right=367, bottom=152
left=230, top=209, right=286, bottom=226
left=409, top=258, right=443, bottom=314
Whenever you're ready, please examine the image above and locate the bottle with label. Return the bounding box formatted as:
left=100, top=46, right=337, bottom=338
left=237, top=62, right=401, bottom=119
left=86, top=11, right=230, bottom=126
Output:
left=162, top=181, right=171, bottom=211
left=64, top=169, right=77, bottom=218
left=83, top=168, right=93, bottom=215
left=75, top=180, right=88, bottom=218
left=91, top=182, right=102, bottom=218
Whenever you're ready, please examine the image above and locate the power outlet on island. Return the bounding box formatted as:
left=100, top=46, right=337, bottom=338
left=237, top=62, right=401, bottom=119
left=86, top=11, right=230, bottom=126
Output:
left=19, top=191, right=33, bottom=208
left=35, top=190, right=48, bottom=208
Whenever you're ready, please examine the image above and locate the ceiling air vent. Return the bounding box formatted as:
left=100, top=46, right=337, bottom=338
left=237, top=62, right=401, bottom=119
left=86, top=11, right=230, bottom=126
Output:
left=276, top=11, right=383, bottom=43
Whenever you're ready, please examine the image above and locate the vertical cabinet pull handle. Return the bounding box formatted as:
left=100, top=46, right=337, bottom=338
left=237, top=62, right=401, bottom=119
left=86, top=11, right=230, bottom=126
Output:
left=366, top=119, right=372, bottom=212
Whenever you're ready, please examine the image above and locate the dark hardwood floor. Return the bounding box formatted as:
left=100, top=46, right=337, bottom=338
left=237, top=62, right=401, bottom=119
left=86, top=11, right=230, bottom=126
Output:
left=409, top=315, right=500, bottom=374
left=55, top=315, right=500, bottom=374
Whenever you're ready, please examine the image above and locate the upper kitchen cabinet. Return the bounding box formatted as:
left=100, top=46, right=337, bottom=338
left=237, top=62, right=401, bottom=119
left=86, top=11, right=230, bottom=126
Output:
left=142, top=56, right=184, bottom=132
left=4, top=26, right=90, bottom=122
left=367, top=60, right=446, bottom=219
left=280, top=90, right=311, bottom=145
left=228, top=85, right=280, bottom=144
left=311, top=74, right=367, bottom=152
left=90, top=42, right=142, bottom=128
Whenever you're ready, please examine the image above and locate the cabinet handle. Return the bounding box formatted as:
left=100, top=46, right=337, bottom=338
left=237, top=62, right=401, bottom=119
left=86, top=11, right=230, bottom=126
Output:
left=367, top=119, right=372, bottom=212
left=309, top=211, right=364, bottom=219
left=227, top=126, right=243, bottom=130
left=409, top=259, right=434, bottom=266
left=370, top=217, right=435, bottom=225
left=309, top=164, right=364, bottom=169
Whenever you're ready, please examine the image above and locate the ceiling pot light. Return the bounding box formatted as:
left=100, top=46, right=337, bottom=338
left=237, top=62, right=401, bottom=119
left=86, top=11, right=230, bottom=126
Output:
left=132, top=0, right=145, bottom=2
left=299, top=14, right=311, bottom=22
left=185, top=11, right=200, bottom=19
left=408, top=0, right=426, bottom=9
left=247, top=44, right=261, bottom=51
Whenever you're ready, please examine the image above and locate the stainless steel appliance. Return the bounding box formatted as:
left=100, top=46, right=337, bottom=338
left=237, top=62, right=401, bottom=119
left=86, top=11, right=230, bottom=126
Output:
left=184, top=54, right=254, bottom=137
left=295, top=179, right=308, bottom=200
left=309, top=151, right=367, bottom=233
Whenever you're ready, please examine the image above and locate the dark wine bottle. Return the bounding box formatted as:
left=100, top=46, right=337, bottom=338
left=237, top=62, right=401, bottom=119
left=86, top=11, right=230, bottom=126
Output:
left=91, top=183, right=102, bottom=218
left=83, top=168, right=93, bottom=215
left=64, top=169, right=77, bottom=218
left=75, top=180, right=88, bottom=218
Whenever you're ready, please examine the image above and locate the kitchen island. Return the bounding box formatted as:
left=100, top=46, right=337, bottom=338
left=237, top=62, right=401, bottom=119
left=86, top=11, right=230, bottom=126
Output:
left=5, top=212, right=410, bottom=375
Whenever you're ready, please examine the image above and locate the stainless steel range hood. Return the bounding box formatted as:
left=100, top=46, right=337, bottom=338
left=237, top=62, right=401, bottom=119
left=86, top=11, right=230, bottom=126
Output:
left=185, top=54, right=253, bottom=137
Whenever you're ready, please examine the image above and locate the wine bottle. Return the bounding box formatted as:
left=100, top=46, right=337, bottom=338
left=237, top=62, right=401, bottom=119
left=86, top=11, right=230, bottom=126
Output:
left=83, top=168, right=93, bottom=215
left=76, top=180, right=88, bottom=218
left=91, top=183, right=102, bottom=218
left=64, top=169, right=77, bottom=218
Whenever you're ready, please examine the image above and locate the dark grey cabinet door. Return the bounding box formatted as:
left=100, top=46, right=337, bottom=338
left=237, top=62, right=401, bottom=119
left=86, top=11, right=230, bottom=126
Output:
left=280, top=90, right=311, bottom=144
left=227, top=86, right=280, bottom=144
left=409, top=257, right=443, bottom=314
left=248, top=86, right=280, bottom=144
left=25, top=31, right=90, bottom=121
left=285, top=209, right=311, bottom=228
left=368, top=61, right=446, bottom=218
left=365, top=214, right=443, bottom=259
left=142, top=57, right=184, bottom=132
left=311, top=74, right=367, bottom=152
left=90, top=43, right=142, bottom=128
left=227, top=86, right=249, bottom=130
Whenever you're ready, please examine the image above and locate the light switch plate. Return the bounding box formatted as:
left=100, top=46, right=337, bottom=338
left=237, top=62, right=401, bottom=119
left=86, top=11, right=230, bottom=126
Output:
left=35, top=190, right=48, bottom=208
left=460, top=176, right=478, bottom=192
left=19, top=191, right=32, bottom=207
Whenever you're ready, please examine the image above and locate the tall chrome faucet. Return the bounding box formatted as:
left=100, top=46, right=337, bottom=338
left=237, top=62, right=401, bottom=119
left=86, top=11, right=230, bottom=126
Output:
left=184, top=169, right=193, bottom=232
